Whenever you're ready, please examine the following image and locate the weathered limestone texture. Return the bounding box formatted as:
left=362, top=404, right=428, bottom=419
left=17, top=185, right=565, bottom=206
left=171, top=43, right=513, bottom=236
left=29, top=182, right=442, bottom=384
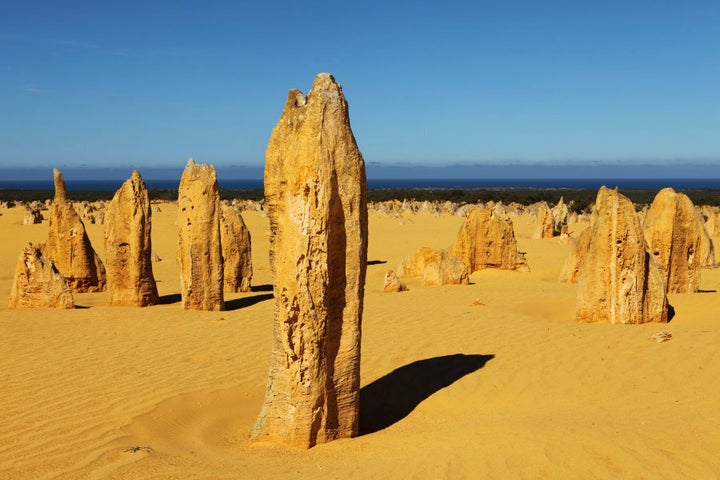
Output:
left=220, top=204, right=253, bottom=293
left=252, top=73, right=368, bottom=448
left=450, top=208, right=529, bottom=273
left=45, top=169, right=106, bottom=292
left=552, top=197, right=569, bottom=235
left=177, top=159, right=225, bottom=311
left=396, top=246, right=445, bottom=278
left=642, top=188, right=704, bottom=293
left=396, top=246, right=468, bottom=286
left=104, top=170, right=159, bottom=307
left=532, top=201, right=555, bottom=239
left=9, top=242, right=74, bottom=309
left=382, top=269, right=408, bottom=292
left=558, top=227, right=593, bottom=283
left=576, top=187, right=667, bottom=324
left=422, top=254, right=470, bottom=286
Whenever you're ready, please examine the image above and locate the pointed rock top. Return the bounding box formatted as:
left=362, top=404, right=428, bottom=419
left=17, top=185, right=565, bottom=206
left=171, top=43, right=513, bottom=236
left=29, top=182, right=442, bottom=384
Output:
left=181, top=158, right=217, bottom=183
left=53, top=168, right=67, bottom=202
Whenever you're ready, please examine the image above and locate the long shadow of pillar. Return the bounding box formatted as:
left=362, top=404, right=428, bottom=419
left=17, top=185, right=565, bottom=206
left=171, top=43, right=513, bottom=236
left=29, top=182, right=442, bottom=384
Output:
left=359, top=353, right=494, bottom=435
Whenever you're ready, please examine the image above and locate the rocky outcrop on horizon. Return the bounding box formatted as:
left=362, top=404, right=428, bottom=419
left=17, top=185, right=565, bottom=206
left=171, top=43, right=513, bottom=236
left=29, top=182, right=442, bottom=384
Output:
left=576, top=187, right=667, bottom=324
left=450, top=208, right=529, bottom=273
left=642, top=188, right=706, bottom=293
left=104, top=170, right=159, bottom=307
left=44, top=169, right=106, bottom=293
left=177, top=159, right=225, bottom=311
left=220, top=204, right=253, bottom=293
left=252, top=73, right=368, bottom=448
left=9, top=242, right=74, bottom=309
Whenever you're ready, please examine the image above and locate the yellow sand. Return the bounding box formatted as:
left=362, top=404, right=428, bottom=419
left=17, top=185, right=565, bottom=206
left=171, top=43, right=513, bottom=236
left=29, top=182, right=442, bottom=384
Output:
left=1, top=203, right=719, bottom=479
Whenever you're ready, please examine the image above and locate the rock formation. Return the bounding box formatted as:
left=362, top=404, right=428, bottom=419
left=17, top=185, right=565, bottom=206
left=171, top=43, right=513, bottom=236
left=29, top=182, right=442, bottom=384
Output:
left=397, top=246, right=445, bottom=278
left=699, top=224, right=716, bottom=268
left=396, top=246, right=469, bottom=286
left=104, top=170, right=159, bottom=307
left=220, top=204, right=253, bottom=293
left=532, top=201, right=554, bottom=239
left=450, top=208, right=529, bottom=273
left=23, top=208, right=43, bottom=225
left=252, top=73, right=368, bottom=448
left=383, top=269, right=408, bottom=292
left=422, top=255, right=469, bottom=286
left=576, top=187, right=667, bottom=324
left=9, top=243, right=74, bottom=309
left=703, top=207, right=720, bottom=237
left=552, top=197, right=569, bottom=235
left=642, top=188, right=705, bottom=293
left=177, top=159, right=225, bottom=311
left=558, top=227, right=593, bottom=283
left=44, top=169, right=106, bottom=292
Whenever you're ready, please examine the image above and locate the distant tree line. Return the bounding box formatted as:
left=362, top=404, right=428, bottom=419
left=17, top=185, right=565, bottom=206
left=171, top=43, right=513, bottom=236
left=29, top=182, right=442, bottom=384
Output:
left=2, top=187, right=720, bottom=213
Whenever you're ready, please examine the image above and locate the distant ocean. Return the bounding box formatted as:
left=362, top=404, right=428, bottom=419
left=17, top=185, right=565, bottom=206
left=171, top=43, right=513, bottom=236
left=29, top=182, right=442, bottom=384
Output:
left=1, top=178, right=720, bottom=191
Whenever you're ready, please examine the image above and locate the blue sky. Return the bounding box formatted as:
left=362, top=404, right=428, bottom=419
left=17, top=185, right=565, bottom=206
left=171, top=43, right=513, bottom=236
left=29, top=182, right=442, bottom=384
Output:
left=1, top=0, right=719, bottom=174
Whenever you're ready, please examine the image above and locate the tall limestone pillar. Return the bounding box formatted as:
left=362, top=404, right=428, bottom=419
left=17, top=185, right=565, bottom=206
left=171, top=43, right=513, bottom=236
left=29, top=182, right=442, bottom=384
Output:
left=252, top=73, right=368, bottom=448
left=577, top=187, right=668, bottom=324
left=177, top=159, right=225, bottom=311
left=45, top=168, right=106, bottom=292
left=104, top=170, right=159, bottom=306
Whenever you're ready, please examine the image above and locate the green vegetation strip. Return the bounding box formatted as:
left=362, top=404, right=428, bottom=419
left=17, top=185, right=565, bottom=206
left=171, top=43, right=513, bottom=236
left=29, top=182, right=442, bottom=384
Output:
left=2, top=187, right=720, bottom=212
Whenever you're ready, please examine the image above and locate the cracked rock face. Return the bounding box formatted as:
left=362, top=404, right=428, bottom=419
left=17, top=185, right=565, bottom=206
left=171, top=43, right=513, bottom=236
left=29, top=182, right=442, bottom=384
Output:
left=252, top=73, right=368, bottom=448
left=450, top=208, right=529, bottom=273
left=643, top=188, right=707, bottom=293
left=177, top=159, right=225, bottom=311
left=9, top=242, right=74, bottom=309
left=576, top=187, right=668, bottom=324
left=44, top=169, right=106, bottom=293
left=104, top=170, right=159, bottom=307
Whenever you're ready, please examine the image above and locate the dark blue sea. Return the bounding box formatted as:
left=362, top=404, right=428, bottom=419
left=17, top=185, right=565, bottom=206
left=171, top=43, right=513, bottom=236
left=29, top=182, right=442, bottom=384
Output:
left=1, top=178, right=720, bottom=191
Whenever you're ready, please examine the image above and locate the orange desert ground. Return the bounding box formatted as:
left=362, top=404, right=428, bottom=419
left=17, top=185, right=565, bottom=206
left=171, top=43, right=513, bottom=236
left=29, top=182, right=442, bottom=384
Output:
left=1, top=201, right=719, bottom=479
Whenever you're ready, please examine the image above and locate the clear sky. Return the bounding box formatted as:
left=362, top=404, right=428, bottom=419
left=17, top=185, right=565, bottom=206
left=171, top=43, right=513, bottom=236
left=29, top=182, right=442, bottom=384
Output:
left=1, top=0, right=718, bottom=173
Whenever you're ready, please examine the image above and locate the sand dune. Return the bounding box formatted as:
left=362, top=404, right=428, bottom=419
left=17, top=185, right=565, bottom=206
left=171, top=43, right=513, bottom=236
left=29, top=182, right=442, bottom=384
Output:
left=1, top=204, right=719, bottom=479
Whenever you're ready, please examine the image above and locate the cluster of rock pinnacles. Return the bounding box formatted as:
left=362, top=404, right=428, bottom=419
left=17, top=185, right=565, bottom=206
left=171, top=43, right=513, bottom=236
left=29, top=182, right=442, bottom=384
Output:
left=7, top=72, right=718, bottom=449
left=9, top=162, right=253, bottom=310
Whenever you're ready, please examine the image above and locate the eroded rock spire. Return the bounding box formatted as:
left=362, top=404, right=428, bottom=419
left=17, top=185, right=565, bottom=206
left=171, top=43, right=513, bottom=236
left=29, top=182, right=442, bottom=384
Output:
left=252, top=73, right=368, bottom=448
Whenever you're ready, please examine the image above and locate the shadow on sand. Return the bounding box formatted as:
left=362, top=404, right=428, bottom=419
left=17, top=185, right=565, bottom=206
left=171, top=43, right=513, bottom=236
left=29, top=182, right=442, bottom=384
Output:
left=359, top=353, right=494, bottom=435
left=251, top=284, right=273, bottom=292
left=224, top=293, right=274, bottom=311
